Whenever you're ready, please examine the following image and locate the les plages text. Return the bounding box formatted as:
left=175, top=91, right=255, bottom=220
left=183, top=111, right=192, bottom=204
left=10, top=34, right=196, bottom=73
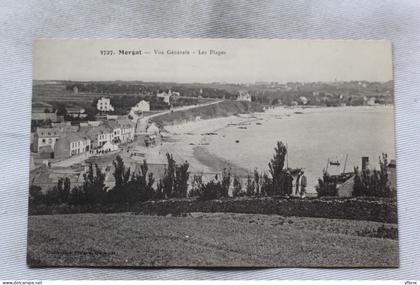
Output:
left=100, top=49, right=226, bottom=56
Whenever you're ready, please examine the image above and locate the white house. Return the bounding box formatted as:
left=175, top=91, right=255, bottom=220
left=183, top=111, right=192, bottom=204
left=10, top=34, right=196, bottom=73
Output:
left=104, top=120, right=122, bottom=143
left=237, top=91, right=252, bottom=102
left=81, top=124, right=113, bottom=150
left=145, top=123, right=161, bottom=146
left=133, top=100, right=150, bottom=112
left=54, top=132, right=91, bottom=159
left=99, top=141, right=119, bottom=153
left=299, top=96, right=308, bottom=105
left=33, top=127, right=62, bottom=153
left=97, top=97, right=114, bottom=112
left=116, top=118, right=135, bottom=142
left=146, top=123, right=160, bottom=136
left=157, top=90, right=172, bottom=104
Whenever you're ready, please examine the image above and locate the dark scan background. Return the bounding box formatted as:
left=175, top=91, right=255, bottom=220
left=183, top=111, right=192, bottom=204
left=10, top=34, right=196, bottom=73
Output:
left=1, top=0, right=419, bottom=279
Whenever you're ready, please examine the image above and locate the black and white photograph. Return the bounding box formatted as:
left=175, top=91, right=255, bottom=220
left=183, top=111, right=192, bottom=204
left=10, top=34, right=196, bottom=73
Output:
left=27, top=38, right=397, bottom=267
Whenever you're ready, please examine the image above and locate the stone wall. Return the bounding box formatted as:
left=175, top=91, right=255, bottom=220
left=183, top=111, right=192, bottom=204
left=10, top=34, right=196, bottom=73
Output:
left=138, top=197, right=398, bottom=223
left=29, top=196, right=397, bottom=224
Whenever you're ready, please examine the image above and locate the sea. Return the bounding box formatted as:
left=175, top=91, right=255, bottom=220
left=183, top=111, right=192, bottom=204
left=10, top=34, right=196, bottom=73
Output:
left=206, top=105, right=396, bottom=192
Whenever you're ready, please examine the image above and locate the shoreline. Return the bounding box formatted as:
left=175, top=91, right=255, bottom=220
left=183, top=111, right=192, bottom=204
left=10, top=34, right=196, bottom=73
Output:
left=192, top=146, right=250, bottom=177
left=157, top=104, right=395, bottom=192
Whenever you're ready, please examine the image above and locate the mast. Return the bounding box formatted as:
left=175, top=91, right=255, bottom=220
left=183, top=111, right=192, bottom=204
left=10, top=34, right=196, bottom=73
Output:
left=342, top=154, right=348, bottom=173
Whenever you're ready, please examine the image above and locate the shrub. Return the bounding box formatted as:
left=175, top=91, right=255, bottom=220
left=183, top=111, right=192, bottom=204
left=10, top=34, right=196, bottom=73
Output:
left=316, top=171, right=338, bottom=197
left=188, top=174, right=204, bottom=198
left=29, top=185, right=45, bottom=206
left=260, top=173, right=272, bottom=196
left=353, top=153, right=395, bottom=198
left=197, top=180, right=223, bottom=201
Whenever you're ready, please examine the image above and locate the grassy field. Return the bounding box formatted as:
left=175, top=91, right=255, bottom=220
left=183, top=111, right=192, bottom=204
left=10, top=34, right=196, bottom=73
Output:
left=27, top=212, right=398, bottom=267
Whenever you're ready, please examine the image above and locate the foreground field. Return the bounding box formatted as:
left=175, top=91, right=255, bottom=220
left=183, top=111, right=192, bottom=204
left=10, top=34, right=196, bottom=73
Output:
left=27, top=212, right=398, bottom=267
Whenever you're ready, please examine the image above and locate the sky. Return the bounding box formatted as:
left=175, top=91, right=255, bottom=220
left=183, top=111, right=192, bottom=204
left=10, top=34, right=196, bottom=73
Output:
left=33, top=39, right=393, bottom=83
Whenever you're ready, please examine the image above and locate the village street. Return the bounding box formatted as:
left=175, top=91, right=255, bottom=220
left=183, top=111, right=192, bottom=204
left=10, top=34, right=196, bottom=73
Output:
left=51, top=152, right=92, bottom=168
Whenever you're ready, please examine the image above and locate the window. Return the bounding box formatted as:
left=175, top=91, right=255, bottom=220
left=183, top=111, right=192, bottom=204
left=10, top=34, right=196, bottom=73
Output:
left=42, top=139, right=46, bottom=143
left=48, top=138, right=52, bottom=143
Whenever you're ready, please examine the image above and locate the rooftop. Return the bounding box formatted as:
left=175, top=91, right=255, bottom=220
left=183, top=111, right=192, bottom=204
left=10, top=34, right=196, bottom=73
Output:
left=36, top=127, right=62, bottom=137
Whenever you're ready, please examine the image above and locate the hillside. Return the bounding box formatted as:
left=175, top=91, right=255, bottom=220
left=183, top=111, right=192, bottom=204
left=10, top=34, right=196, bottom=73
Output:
left=151, top=100, right=264, bottom=126
left=27, top=212, right=398, bottom=267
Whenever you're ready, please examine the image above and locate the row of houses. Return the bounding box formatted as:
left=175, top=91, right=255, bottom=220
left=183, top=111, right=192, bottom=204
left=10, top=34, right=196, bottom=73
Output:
left=32, top=117, right=135, bottom=159
left=98, top=90, right=181, bottom=115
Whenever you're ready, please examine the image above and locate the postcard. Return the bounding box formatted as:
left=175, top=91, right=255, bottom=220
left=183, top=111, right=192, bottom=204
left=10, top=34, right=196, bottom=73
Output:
left=28, top=38, right=397, bottom=267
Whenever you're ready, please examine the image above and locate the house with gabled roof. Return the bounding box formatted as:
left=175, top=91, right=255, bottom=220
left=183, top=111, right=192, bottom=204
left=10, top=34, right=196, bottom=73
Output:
left=104, top=120, right=122, bottom=143
left=116, top=117, right=135, bottom=143
left=54, top=132, right=91, bottom=159
left=33, top=127, right=63, bottom=153
left=81, top=124, right=113, bottom=150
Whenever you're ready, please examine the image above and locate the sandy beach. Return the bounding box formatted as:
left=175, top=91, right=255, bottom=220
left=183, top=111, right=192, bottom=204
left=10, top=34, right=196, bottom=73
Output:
left=161, top=114, right=257, bottom=175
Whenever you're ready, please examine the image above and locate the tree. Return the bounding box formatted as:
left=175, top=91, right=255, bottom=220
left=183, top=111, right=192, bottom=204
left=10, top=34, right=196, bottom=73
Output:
left=197, top=179, right=222, bottom=201
left=174, top=160, right=190, bottom=198
left=44, top=178, right=71, bottom=205
left=113, top=155, right=130, bottom=189
left=220, top=168, right=231, bottom=198
left=254, top=168, right=261, bottom=196
left=83, top=163, right=107, bottom=204
left=246, top=174, right=255, bottom=196
left=59, top=177, right=71, bottom=203
left=316, top=171, right=338, bottom=197
left=352, top=153, right=394, bottom=198
left=155, top=180, right=165, bottom=200
left=260, top=173, right=272, bottom=196
left=85, top=106, right=98, bottom=121
left=268, top=141, right=287, bottom=195
left=69, top=186, right=85, bottom=205
left=142, top=161, right=156, bottom=200
left=56, top=104, right=67, bottom=117
left=162, top=153, right=176, bottom=198
left=29, top=185, right=44, bottom=205
left=129, top=160, right=156, bottom=201
left=45, top=184, right=61, bottom=205
left=232, top=177, right=243, bottom=198
left=160, top=154, right=190, bottom=199
left=189, top=174, right=203, bottom=198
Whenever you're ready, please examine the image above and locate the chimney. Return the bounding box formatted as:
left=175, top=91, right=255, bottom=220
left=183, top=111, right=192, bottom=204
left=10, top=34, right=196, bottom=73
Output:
left=362, top=156, right=369, bottom=171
